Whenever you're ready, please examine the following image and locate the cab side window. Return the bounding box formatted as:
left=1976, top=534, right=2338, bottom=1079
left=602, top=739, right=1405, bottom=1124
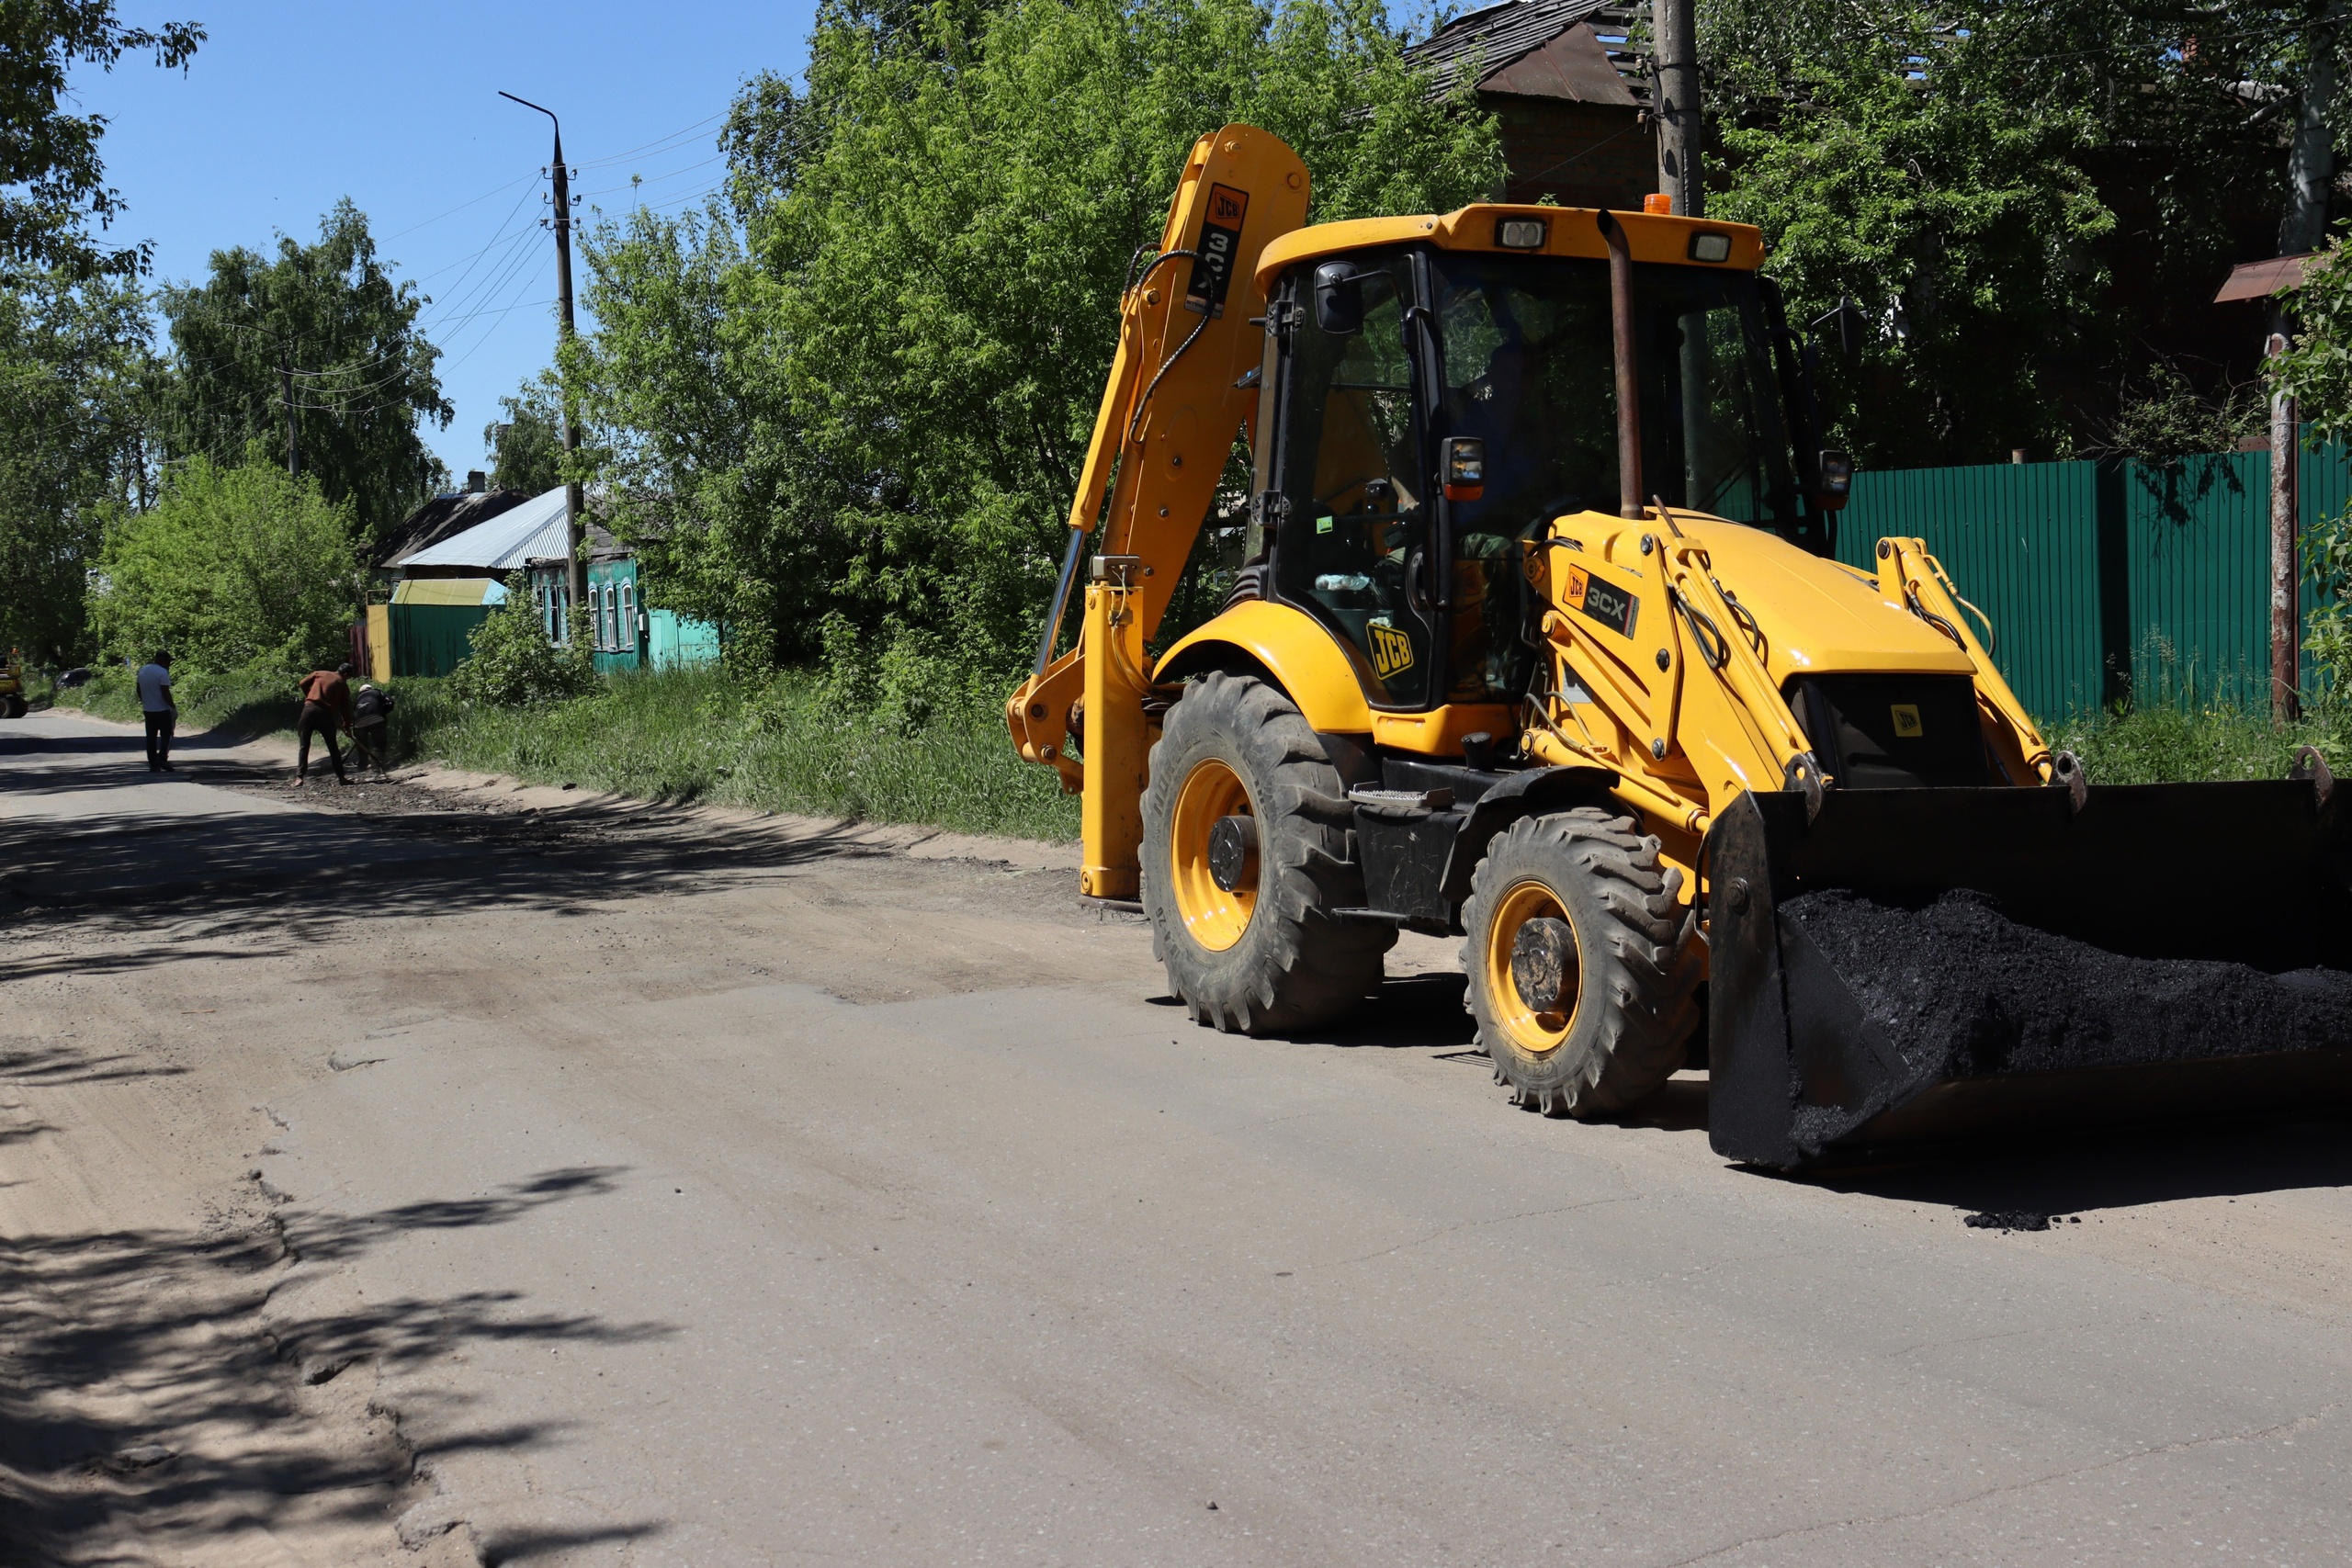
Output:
left=1271, top=253, right=1430, bottom=708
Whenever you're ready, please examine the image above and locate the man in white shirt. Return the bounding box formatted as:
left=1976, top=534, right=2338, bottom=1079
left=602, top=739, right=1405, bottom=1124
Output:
left=135, top=650, right=176, bottom=773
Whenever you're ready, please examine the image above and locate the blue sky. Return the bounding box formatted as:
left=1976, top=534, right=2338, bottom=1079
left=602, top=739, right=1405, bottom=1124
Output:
left=74, top=2, right=819, bottom=482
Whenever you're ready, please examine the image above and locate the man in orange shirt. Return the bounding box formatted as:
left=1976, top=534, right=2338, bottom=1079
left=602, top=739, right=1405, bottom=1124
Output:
left=295, top=661, right=356, bottom=786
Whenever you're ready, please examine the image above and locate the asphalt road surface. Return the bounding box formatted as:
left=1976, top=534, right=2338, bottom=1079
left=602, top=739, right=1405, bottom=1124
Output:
left=4, top=709, right=2350, bottom=1566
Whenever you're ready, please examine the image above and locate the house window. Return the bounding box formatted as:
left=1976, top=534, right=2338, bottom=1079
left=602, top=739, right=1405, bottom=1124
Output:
left=602, top=583, right=618, bottom=649
left=620, top=581, right=637, bottom=649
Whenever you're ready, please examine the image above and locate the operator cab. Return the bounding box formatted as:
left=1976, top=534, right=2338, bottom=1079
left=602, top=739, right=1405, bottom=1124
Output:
left=1250, top=208, right=1838, bottom=718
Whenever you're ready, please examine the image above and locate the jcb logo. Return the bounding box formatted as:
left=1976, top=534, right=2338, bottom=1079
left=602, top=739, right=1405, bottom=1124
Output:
left=1209, top=186, right=1247, bottom=225
left=1890, top=703, right=1923, bottom=738
left=1368, top=620, right=1415, bottom=679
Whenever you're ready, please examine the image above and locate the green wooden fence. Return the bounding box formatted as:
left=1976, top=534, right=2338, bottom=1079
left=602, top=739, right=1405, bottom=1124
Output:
left=1835, top=446, right=2352, bottom=720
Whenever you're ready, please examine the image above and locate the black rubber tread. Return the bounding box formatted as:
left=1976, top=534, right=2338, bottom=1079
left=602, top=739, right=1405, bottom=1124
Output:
left=1143, top=670, right=1394, bottom=1033
left=1460, top=807, right=1702, bottom=1117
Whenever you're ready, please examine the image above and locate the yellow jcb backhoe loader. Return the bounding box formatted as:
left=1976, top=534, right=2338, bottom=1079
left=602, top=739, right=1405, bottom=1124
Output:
left=1008, top=125, right=2352, bottom=1168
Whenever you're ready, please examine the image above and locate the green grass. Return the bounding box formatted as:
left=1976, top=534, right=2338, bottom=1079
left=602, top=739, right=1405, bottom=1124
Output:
left=49, top=665, right=305, bottom=738
left=54, top=663, right=1080, bottom=841
left=2046, top=701, right=2340, bottom=785
left=59, top=653, right=2335, bottom=843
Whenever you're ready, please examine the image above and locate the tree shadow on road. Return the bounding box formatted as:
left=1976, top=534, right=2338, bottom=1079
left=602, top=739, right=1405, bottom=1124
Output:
left=0, top=1163, right=672, bottom=1562
left=0, top=789, right=913, bottom=981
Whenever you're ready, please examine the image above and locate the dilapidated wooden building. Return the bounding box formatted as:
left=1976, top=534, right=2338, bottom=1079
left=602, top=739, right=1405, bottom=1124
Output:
left=1407, top=0, right=1657, bottom=210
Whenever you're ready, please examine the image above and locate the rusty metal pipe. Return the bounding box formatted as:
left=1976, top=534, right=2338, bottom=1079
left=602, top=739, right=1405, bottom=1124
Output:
left=1589, top=210, right=1646, bottom=522
left=1598, top=210, right=1644, bottom=518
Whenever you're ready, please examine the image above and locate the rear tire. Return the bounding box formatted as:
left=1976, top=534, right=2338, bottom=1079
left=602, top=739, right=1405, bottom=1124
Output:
left=1462, top=807, right=1699, bottom=1116
left=1143, top=671, right=1392, bottom=1032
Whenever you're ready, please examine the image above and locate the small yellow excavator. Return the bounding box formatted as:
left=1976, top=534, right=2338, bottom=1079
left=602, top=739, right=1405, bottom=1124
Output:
left=1008, top=124, right=2352, bottom=1168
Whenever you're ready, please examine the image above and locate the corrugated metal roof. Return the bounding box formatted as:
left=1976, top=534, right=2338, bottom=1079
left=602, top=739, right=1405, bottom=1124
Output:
left=1408, top=0, right=1643, bottom=99
left=375, top=487, right=533, bottom=569
left=397, top=486, right=571, bottom=570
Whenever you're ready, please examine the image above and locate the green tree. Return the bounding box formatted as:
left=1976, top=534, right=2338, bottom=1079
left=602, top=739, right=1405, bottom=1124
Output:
left=447, top=574, right=594, bottom=705
left=90, top=450, right=361, bottom=672
left=0, top=269, right=153, bottom=660
left=1702, top=0, right=2352, bottom=464
left=571, top=0, right=1505, bottom=676
left=484, top=375, right=564, bottom=493
left=1706, top=2, right=2113, bottom=464
left=0, top=3, right=202, bottom=281
left=155, top=201, right=451, bottom=542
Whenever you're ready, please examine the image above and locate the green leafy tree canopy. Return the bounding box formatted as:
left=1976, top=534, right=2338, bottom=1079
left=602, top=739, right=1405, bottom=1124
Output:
left=484, top=376, right=565, bottom=494
left=156, top=200, right=452, bottom=543
left=90, top=449, right=362, bottom=674
left=570, top=0, right=1506, bottom=678
left=0, top=2, right=202, bottom=281
left=0, top=269, right=153, bottom=660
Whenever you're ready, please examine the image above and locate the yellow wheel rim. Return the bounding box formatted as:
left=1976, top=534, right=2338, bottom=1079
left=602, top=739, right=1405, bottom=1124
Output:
left=1170, top=757, right=1256, bottom=953
left=1485, top=879, right=1579, bottom=1055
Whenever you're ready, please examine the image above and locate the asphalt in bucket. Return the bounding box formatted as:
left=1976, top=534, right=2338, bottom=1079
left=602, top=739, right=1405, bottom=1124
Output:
left=1783, top=887, right=2352, bottom=1078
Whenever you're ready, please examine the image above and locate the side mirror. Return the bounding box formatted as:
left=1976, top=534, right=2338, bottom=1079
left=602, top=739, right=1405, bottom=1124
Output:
left=1314, top=261, right=1364, bottom=336
left=1809, top=296, right=1864, bottom=363
left=1442, top=436, right=1486, bottom=502
left=1817, top=447, right=1853, bottom=512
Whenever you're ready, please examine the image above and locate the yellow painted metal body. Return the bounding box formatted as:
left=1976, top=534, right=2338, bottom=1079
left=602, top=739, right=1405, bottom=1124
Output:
left=1080, top=571, right=1151, bottom=898
left=1009, top=132, right=2056, bottom=918
left=1155, top=600, right=1373, bottom=734
left=1006, top=123, right=1310, bottom=886
left=1252, top=203, right=1768, bottom=292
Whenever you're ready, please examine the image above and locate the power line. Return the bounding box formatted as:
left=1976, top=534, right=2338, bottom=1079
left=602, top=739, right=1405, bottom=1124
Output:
left=379, top=172, right=536, bottom=243
left=574, top=108, right=730, bottom=171
left=578, top=152, right=728, bottom=199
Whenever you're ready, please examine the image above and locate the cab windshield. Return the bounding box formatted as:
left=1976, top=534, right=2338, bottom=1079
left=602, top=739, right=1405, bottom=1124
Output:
left=1431, top=252, right=1804, bottom=532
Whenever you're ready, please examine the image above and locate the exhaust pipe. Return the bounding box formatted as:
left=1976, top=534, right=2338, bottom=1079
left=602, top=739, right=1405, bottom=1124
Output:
left=1706, top=781, right=2352, bottom=1168
left=1596, top=209, right=1643, bottom=520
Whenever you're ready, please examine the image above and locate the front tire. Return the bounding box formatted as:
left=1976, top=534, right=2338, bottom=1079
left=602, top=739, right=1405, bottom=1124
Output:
left=1462, top=808, right=1700, bottom=1116
left=1142, top=671, right=1392, bottom=1032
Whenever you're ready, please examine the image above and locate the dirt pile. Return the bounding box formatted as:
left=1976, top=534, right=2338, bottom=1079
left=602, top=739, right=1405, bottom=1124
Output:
left=1782, top=887, right=2352, bottom=1079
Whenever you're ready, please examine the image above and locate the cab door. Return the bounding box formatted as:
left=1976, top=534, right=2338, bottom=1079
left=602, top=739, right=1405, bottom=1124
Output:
left=1263, top=251, right=1443, bottom=709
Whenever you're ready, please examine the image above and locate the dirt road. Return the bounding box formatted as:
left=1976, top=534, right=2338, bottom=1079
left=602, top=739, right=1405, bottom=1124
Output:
left=5, top=710, right=2351, bottom=1565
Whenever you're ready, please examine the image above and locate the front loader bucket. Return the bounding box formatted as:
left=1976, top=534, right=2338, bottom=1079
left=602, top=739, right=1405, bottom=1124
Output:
left=1706, top=781, right=2352, bottom=1169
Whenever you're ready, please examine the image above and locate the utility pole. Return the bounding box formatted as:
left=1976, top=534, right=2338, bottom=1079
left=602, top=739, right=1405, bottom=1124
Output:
left=501, top=90, right=588, bottom=619
left=1654, top=0, right=1703, bottom=217
left=279, top=341, right=298, bottom=477
left=2270, top=331, right=2301, bottom=725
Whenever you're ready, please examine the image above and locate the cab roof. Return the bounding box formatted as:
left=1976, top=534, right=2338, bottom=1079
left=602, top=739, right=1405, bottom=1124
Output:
left=1251, top=204, right=1766, bottom=292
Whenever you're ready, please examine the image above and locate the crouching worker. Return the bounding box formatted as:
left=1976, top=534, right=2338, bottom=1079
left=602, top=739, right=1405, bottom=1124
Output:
left=351, top=682, right=395, bottom=773
left=295, top=661, right=356, bottom=786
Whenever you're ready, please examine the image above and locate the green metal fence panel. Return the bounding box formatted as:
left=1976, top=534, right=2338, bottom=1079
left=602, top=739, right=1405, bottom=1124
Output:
left=649, top=609, right=720, bottom=670
left=1833, top=444, right=2352, bottom=719
left=389, top=604, right=491, bottom=678
left=2121, top=453, right=2268, bottom=705
left=1837, top=460, right=2106, bottom=719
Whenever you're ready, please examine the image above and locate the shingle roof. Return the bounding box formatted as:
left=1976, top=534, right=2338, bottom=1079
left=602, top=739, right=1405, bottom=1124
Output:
left=1408, top=0, right=1646, bottom=101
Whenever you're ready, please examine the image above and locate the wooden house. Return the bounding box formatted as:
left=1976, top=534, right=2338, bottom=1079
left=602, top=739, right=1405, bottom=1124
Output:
left=1407, top=0, right=1657, bottom=211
